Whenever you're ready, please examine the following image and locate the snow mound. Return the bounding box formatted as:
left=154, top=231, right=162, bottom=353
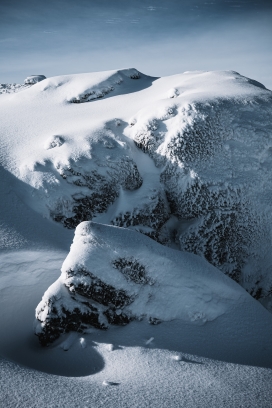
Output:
left=35, top=221, right=247, bottom=345
left=24, top=75, right=46, bottom=85
left=28, top=68, right=146, bottom=104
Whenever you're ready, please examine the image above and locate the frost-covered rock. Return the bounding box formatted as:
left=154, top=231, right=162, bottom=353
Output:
left=35, top=221, right=246, bottom=345
left=128, top=73, right=272, bottom=298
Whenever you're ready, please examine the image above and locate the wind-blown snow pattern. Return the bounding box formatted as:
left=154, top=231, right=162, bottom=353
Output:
left=1, top=68, right=272, bottom=406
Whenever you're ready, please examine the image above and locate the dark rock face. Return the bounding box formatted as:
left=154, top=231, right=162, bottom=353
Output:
left=163, top=179, right=256, bottom=284
left=51, top=158, right=143, bottom=229
left=67, top=268, right=132, bottom=308
left=52, top=185, right=118, bottom=229
left=112, top=257, right=153, bottom=285
left=36, top=264, right=140, bottom=345
left=130, top=98, right=272, bottom=301
left=70, top=86, right=114, bottom=103
left=111, top=192, right=169, bottom=242
left=37, top=300, right=105, bottom=347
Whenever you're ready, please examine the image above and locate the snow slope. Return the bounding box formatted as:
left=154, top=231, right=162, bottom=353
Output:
left=1, top=68, right=272, bottom=406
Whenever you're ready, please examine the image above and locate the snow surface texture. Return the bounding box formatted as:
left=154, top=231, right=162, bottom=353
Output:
left=1, top=68, right=271, bottom=303
left=35, top=221, right=248, bottom=345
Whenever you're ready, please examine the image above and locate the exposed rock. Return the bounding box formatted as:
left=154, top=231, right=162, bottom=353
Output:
left=129, top=96, right=272, bottom=300
left=35, top=221, right=247, bottom=345
left=112, top=257, right=153, bottom=285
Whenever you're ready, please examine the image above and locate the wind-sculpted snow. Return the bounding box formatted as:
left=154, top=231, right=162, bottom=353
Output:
left=35, top=222, right=246, bottom=345
left=66, top=68, right=141, bottom=103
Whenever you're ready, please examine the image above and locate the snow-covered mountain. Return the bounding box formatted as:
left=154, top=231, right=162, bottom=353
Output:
left=1, top=68, right=272, bottom=407
left=1, top=68, right=272, bottom=306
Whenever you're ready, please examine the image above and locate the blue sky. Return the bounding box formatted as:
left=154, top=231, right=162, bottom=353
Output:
left=0, top=0, right=271, bottom=88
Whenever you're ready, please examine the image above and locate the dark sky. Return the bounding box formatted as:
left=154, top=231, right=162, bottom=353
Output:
left=1, top=0, right=271, bottom=88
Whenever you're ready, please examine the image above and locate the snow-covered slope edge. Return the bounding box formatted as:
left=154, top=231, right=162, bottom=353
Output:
left=35, top=221, right=248, bottom=345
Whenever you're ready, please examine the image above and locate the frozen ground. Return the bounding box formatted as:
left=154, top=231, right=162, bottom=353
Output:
left=1, top=68, right=272, bottom=406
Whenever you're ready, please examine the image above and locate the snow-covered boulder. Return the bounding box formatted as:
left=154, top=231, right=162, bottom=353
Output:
left=24, top=75, right=46, bottom=85
left=35, top=221, right=246, bottom=345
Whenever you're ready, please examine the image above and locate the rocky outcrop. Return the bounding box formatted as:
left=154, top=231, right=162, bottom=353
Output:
left=129, top=95, right=272, bottom=300
left=35, top=222, right=246, bottom=345
left=0, top=75, right=46, bottom=94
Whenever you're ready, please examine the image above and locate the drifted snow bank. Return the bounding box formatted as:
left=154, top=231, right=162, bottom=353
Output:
left=35, top=221, right=246, bottom=345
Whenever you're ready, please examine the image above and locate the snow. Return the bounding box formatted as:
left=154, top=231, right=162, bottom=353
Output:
left=1, top=67, right=272, bottom=406
left=24, top=75, right=46, bottom=85
left=35, top=221, right=248, bottom=334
